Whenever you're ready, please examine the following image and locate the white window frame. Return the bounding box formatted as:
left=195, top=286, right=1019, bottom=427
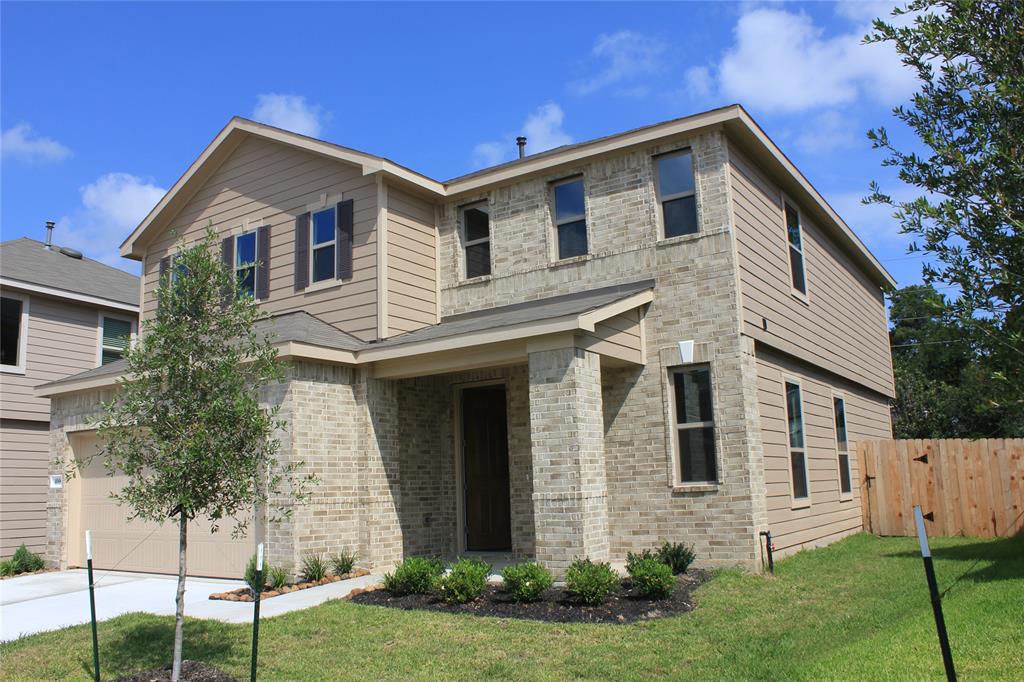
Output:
left=667, top=363, right=720, bottom=488
left=551, top=176, right=589, bottom=261
left=784, top=377, right=811, bottom=508
left=310, top=206, right=337, bottom=285
left=0, top=292, right=30, bottom=374
left=782, top=195, right=809, bottom=301
left=460, top=200, right=491, bottom=280
left=96, top=311, right=138, bottom=367
left=832, top=392, right=854, bottom=500
left=654, top=148, right=698, bottom=239
left=234, top=229, right=259, bottom=299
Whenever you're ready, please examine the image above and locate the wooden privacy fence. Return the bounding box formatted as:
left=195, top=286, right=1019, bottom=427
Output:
left=859, top=438, right=1024, bottom=538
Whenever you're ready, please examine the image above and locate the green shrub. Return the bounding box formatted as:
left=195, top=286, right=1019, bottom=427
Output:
left=268, top=566, right=289, bottom=590
left=0, top=559, right=14, bottom=577
left=300, top=553, right=329, bottom=582
left=330, top=551, right=357, bottom=577
left=501, top=562, right=553, bottom=603
left=11, top=544, right=44, bottom=573
left=565, top=559, right=619, bottom=605
left=625, top=549, right=659, bottom=574
left=436, top=558, right=490, bottom=604
left=628, top=557, right=675, bottom=600
left=383, top=557, right=444, bottom=595
left=244, top=554, right=270, bottom=594
left=658, top=542, right=697, bottom=575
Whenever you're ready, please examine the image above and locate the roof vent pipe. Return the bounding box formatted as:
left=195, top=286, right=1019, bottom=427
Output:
left=516, top=136, right=527, bottom=159
left=44, top=221, right=55, bottom=250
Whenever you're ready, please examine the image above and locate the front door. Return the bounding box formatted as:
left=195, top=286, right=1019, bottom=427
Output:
left=461, top=385, right=512, bottom=551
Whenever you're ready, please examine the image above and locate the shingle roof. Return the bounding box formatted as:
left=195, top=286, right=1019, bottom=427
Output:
left=372, top=279, right=656, bottom=349
left=38, top=280, right=656, bottom=393
left=254, top=311, right=365, bottom=351
left=0, top=237, right=139, bottom=306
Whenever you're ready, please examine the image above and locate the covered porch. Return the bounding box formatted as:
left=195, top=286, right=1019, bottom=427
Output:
left=354, top=281, right=653, bottom=573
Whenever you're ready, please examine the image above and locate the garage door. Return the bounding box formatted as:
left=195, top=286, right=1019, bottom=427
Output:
left=69, top=433, right=253, bottom=578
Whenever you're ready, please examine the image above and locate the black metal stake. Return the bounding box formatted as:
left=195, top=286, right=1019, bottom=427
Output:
left=914, top=505, right=957, bottom=681
left=86, top=531, right=100, bottom=682
left=250, top=543, right=264, bottom=682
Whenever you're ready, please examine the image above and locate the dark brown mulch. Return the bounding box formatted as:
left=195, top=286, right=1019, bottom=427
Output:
left=348, top=569, right=711, bottom=624
left=112, top=660, right=237, bottom=682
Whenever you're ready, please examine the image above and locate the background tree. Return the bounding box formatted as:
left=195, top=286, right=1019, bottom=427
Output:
left=888, top=284, right=1016, bottom=437
left=87, top=228, right=313, bottom=682
left=866, top=0, right=1023, bottom=431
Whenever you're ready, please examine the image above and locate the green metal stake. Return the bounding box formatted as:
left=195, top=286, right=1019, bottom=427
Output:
left=250, top=542, right=264, bottom=682
left=86, top=530, right=100, bottom=682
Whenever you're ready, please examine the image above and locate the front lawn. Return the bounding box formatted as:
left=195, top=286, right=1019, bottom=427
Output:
left=2, top=533, right=1021, bottom=680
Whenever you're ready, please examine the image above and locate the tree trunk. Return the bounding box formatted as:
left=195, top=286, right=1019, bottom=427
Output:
left=171, top=514, right=188, bottom=682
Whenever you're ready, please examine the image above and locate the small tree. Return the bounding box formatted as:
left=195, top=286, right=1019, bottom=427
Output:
left=87, top=227, right=313, bottom=681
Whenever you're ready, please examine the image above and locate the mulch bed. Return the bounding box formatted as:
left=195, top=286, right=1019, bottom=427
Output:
left=112, top=660, right=236, bottom=682
left=348, top=569, right=711, bottom=624
left=209, top=569, right=370, bottom=602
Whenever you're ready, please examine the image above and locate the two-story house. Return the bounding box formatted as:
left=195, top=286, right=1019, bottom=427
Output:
left=39, top=104, right=895, bottom=579
left=0, top=235, right=138, bottom=558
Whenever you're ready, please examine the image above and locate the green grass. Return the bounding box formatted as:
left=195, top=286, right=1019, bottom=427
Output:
left=2, top=533, right=1021, bottom=680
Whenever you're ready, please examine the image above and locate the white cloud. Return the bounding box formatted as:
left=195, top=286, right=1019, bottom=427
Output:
left=684, top=66, right=712, bottom=99
left=56, top=172, right=166, bottom=272
left=470, top=102, right=573, bottom=169
left=1, top=123, right=71, bottom=163
left=833, top=1, right=899, bottom=24
left=252, top=94, right=325, bottom=137
left=705, top=7, right=915, bottom=112
left=570, top=31, right=666, bottom=96
left=828, top=186, right=919, bottom=250
left=794, top=110, right=859, bottom=154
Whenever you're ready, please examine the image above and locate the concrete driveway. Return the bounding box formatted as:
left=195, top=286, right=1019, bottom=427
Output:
left=0, top=569, right=379, bottom=642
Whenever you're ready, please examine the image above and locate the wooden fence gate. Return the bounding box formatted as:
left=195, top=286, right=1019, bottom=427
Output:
left=859, top=438, right=1024, bottom=538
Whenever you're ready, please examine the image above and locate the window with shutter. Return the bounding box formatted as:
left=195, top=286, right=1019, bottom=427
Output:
left=101, top=317, right=133, bottom=365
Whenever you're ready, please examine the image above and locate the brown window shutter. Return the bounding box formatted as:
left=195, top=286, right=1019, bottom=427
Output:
left=256, top=225, right=271, bottom=300
left=337, top=199, right=354, bottom=280
left=294, top=212, right=310, bottom=291
left=220, top=236, right=234, bottom=307
left=159, top=256, right=171, bottom=279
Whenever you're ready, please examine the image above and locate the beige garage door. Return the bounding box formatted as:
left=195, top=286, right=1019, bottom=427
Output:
left=69, top=433, right=253, bottom=578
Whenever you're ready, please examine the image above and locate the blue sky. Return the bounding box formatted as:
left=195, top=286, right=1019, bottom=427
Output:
left=1, top=1, right=931, bottom=288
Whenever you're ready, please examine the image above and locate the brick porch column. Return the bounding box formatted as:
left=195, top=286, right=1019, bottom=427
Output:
left=361, top=373, right=404, bottom=571
left=527, top=346, right=609, bottom=575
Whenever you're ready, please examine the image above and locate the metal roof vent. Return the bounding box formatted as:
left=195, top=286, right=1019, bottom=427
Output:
left=516, top=136, right=527, bottom=159
left=44, top=221, right=55, bottom=250
left=59, top=246, right=83, bottom=259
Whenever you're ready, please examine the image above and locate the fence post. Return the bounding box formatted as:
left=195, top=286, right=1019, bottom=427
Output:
left=914, top=506, right=956, bottom=682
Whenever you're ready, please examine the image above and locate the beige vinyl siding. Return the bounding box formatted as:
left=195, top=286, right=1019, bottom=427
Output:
left=0, top=293, right=101, bottom=421
left=139, top=136, right=380, bottom=340
left=578, top=309, right=644, bottom=364
left=729, top=145, right=894, bottom=398
left=757, top=345, right=892, bottom=557
left=0, top=420, right=49, bottom=556
left=386, top=185, right=438, bottom=335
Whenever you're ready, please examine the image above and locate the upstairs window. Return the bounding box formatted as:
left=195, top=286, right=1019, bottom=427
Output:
left=655, top=150, right=698, bottom=238
left=235, top=231, right=257, bottom=298
left=312, top=207, right=337, bottom=283
left=785, top=202, right=807, bottom=295
left=1, top=295, right=26, bottom=371
left=462, top=202, right=491, bottom=278
left=553, top=177, right=588, bottom=259
left=670, top=365, right=717, bottom=483
left=833, top=396, right=852, bottom=496
left=785, top=381, right=810, bottom=503
left=100, top=316, right=133, bottom=365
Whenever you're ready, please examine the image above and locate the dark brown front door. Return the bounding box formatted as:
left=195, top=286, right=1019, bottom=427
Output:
left=462, top=385, right=512, bottom=551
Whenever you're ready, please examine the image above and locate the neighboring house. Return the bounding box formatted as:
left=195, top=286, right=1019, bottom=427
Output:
left=0, top=236, right=139, bottom=558
left=39, top=104, right=895, bottom=579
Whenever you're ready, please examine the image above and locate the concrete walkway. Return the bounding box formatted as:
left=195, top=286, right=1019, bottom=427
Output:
left=0, top=569, right=380, bottom=642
